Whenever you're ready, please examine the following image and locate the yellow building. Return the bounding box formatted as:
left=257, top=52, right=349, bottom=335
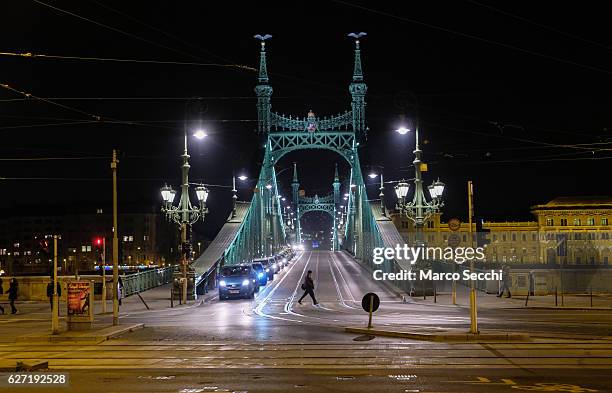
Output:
left=390, top=196, right=611, bottom=266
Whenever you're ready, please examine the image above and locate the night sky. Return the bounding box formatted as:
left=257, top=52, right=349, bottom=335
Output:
left=1, top=1, right=611, bottom=238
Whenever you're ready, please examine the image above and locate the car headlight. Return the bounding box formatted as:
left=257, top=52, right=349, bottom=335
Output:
left=258, top=272, right=264, bottom=278
left=282, top=258, right=287, bottom=263
left=219, top=280, right=226, bottom=286
left=242, top=279, right=250, bottom=286
left=265, top=268, right=270, bottom=272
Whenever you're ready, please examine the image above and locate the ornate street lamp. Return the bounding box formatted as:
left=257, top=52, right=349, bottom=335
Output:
left=160, top=130, right=209, bottom=303
left=394, top=114, right=445, bottom=246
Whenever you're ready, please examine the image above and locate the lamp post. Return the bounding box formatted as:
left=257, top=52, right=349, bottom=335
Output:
left=368, top=166, right=386, bottom=216
left=394, top=121, right=445, bottom=246
left=160, top=130, right=209, bottom=304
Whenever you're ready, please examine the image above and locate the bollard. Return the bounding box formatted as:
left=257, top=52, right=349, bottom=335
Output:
left=433, top=281, right=437, bottom=304
left=555, top=287, right=558, bottom=307
left=590, top=287, right=593, bottom=308
left=422, top=280, right=426, bottom=300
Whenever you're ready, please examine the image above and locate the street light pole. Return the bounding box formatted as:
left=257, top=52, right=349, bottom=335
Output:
left=161, top=130, right=209, bottom=304
left=111, top=149, right=119, bottom=326
left=52, top=235, right=59, bottom=334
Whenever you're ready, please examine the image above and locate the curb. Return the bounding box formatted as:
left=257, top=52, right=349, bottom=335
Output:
left=512, top=307, right=612, bottom=311
left=15, top=323, right=145, bottom=344
left=345, top=327, right=529, bottom=342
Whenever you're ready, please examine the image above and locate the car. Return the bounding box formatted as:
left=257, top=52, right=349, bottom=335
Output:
left=251, top=261, right=268, bottom=286
left=273, top=254, right=285, bottom=270
left=218, top=264, right=258, bottom=300
left=254, top=257, right=275, bottom=281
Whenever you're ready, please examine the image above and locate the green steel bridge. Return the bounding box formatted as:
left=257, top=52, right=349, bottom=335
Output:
left=192, top=34, right=411, bottom=296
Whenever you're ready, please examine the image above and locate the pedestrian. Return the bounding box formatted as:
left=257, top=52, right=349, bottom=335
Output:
left=117, top=276, right=123, bottom=306
left=0, top=277, right=4, bottom=314
left=297, top=270, right=318, bottom=305
left=46, top=279, right=61, bottom=310
left=497, top=265, right=512, bottom=298
left=8, top=278, right=18, bottom=314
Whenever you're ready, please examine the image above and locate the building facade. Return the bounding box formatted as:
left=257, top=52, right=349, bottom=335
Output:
left=390, top=196, right=612, bottom=266
left=0, top=209, right=179, bottom=275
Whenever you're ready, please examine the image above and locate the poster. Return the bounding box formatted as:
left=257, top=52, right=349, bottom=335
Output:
left=66, top=280, right=93, bottom=322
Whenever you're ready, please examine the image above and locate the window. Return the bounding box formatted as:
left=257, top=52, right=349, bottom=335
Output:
left=587, top=218, right=595, bottom=226
left=128, top=235, right=133, bottom=242
left=602, top=218, right=608, bottom=226
left=532, top=233, right=537, bottom=241
left=143, top=235, right=150, bottom=241
left=13, top=242, right=20, bottom=248
left=462, top=234, right=467, bottom=242
left=574, top=233, right=582, bottom=240
left=0, top=249, right=6, bottom=255
left=546, top=218, right=554, bottom=226
left=81, top=245, right=86, bottom=252
left=560, top=218, right=567, bottom=226
left=512, top=234, right=517, bottom=241
left=522, top=234, right=526, bottom=241
left=502, top=234, right=507, bottom=242
left=493, top=234, right=497, bottom=241
left=573, top=218, right=581, bottom=226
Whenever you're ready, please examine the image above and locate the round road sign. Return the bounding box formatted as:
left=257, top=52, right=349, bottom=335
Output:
left=361, top=292, right=380, bottom=313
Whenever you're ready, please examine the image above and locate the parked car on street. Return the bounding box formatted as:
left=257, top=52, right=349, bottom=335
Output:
left=218, top=264, right=258, bottom=300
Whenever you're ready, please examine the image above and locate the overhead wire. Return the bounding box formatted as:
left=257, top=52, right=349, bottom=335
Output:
left=0, top=51, right=255, bottom=71
left=465, top=0, right=612, bottom=52
left=330, top=0, right=612, bottom=76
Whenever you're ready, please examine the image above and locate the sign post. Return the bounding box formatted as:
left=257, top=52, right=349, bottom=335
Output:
left=447, top=219, right=461, bottom=306
left=361, top=292, right=380, bottom=329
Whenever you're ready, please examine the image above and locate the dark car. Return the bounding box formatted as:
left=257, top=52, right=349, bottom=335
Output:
left=251, top=261, right=268, bottom=286
left=218, top=264, right=257, bottom=300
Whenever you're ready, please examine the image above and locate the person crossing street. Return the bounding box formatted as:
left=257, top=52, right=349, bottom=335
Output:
left=298, top=270, right=318, bottom=305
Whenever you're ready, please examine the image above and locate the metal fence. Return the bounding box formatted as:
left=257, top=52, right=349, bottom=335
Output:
left=121, top=267, right=176, bottom=297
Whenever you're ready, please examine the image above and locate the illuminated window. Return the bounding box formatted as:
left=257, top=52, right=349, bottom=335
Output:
left=573, top=218, right=581, bottom=226
left=560, top=218, right=567, bottom=226
left=546, top=218, right=554, bottom=226
left=602, top=218, right=609, bottom=226
left=587, top=218, right=595, bottom=226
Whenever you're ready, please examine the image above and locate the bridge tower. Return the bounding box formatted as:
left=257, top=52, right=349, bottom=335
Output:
left=292, top=162, right=302, bottom=244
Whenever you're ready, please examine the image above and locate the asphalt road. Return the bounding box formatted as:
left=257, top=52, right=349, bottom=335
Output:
left=2, top=367, right=609, bottom=393
left=121, top=250, right=612, bottom=342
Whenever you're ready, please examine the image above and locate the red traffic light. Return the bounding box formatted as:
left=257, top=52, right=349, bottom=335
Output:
left=94, top=237, right=103, bottom=247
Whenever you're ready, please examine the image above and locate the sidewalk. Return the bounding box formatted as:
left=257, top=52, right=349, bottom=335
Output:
left=410, top=282, right=612, bottom=310
left=0, top=284, right=203, bottom=343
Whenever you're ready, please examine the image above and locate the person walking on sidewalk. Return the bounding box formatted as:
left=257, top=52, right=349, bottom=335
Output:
left=298, top=270, right=318, bottom=305
left=497, top=265, right=512, bottom=298
left=8, top=278, right=18, bottom=314
left=46, top=279, right=61, bottom=310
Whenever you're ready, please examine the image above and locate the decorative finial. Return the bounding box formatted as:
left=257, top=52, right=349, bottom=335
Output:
left=334, top=163, right=339, bottom=182
left=347, top=32, right=366, bottom=82
left=254, top=34, right=272, bottom=83
left=292, top=162, right=299, bottom=183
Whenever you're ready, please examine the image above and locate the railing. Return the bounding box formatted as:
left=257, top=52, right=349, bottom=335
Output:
left=121, top=266, right=176, bottom=297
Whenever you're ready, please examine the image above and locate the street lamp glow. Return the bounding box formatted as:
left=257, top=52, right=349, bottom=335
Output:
left=193, top=130, right=207, bottom=139
left=281, top=197, right=286, bottom=201
left=396, top=126, right=410, bottom=135
left=160, top=184, right=175, bottom=204
left=394, top=181, right=410, bottom=199
left=195, top=185, right=209, bottom=203
left=237, top=175, right=248, bottom=181
left=265, top=184, right=273, bottom=190
left=368, top=173, right=377, bottom=179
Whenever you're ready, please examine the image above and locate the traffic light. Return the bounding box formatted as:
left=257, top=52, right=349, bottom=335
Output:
left=39, top=239, right=51, bottom=260
left=93, top=237, right=104, bottom=263
left=475, top=218, right=491, bottom=248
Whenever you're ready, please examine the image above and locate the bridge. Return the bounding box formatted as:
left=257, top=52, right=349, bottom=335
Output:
left=188, top=35, right=409, bottom=298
